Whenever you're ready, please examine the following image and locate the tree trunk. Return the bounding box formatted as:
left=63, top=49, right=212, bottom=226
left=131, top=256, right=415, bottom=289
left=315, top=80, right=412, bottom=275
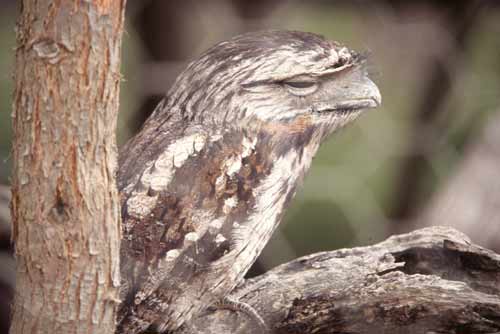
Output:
left=10, top=1, right=126, bottom=333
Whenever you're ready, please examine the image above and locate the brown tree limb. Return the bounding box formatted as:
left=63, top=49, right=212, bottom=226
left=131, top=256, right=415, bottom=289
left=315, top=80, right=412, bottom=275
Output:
left=180, top=226, right=500, bottom=334
left=10, top=1, right=126, bottom=333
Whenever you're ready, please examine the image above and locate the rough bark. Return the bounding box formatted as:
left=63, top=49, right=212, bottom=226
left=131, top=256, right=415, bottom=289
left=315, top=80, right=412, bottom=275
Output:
left=180, top=226, right=500, bottom=334
left=10, top=1, right=126, bottom=334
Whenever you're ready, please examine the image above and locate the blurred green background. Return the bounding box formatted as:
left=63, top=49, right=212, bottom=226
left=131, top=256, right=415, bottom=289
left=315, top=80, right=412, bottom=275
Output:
left=1, top=3, right=500, bottom=325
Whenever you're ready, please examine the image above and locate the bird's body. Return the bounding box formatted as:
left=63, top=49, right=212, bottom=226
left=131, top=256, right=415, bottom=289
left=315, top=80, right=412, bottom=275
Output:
left=117, top=30, right=380, bottom=333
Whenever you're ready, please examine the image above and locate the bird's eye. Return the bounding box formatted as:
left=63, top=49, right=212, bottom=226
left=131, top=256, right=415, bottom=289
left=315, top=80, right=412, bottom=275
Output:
left=282, top=79, right=318, bottom=96
left=284, top=81, right=316, bottom=89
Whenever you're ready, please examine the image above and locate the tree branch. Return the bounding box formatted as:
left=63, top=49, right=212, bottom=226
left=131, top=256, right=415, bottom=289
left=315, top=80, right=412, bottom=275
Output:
left=181, top=226, right=500, bottom=334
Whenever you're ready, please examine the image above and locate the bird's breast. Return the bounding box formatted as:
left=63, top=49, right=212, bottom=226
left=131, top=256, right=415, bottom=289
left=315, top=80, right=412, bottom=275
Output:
left=118, top=125, right=320, bottom=332
left=120, top=125, right=317, bottom=277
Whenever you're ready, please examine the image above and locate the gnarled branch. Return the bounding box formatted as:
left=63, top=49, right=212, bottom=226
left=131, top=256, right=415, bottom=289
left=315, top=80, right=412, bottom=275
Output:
left=181, top=226, right=500, bottom=334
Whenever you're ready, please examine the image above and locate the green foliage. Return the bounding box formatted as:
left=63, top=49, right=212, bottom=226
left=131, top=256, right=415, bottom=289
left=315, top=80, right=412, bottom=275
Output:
left=0, top=10, right=15, bottom=184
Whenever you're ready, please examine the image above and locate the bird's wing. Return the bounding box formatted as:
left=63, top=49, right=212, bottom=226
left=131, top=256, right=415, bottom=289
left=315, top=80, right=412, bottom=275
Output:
left=117, top=115, right=272, bottom=331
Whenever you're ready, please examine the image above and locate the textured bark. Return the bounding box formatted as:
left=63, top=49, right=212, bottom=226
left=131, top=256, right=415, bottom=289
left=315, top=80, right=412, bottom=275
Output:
left=180, top=226, right=500, bottom=334
left=10, top=1, right=126, bottom=334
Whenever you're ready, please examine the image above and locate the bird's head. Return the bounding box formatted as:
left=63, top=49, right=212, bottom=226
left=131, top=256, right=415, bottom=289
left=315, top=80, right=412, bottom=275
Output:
left=163, top=30, right=380, bottom=140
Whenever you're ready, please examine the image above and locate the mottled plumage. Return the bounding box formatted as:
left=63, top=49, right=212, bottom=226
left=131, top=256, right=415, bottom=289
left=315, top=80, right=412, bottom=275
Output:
left=117, top=30, right=381, bottom=333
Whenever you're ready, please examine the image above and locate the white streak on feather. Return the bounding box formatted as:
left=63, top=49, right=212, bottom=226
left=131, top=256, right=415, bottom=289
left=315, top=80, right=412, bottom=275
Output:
left=223, top=196, right=238, bottom=214
left=241, top=136, right=257, bottom=158
left=139, top=133, right=207, bottom=192
left=208, top=218, right=224, bottom=234
left=215, top=174, right=226, bottom=193
left=166, top=249, right=181, bottom=260
left=224, top=135, right=257, bottom=177
left=125, top=193, right=158, bottom=219
left=225, top=156, right=242, bottom=176
left=210, top=134, right=223, bottom=142
left=183, top=232, right=199, bottom=247
left=215, top=234, right=226, bottom=245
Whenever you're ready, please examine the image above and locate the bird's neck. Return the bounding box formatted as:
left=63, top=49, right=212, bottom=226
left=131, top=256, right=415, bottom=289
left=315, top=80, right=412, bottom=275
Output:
left=224, top=124, right=322, bottom=282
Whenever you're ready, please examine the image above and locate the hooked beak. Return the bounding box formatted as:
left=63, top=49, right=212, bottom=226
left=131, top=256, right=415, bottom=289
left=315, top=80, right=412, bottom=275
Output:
left=312, top=75, right=381, bottom=114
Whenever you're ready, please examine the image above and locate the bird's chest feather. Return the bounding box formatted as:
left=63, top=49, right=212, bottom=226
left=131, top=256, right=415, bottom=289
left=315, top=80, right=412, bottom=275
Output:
left=119, top=127, right=316, bottom=291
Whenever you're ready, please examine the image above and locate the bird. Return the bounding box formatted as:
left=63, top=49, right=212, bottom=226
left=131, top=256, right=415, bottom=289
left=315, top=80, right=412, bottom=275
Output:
left=116, top=30, right=381, bottom=333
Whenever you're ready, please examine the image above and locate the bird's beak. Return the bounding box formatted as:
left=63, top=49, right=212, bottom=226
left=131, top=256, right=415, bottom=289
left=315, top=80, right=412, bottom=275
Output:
left=313, top=74, right=381, bottom=113
left=351, top=76, right=381, bottom=108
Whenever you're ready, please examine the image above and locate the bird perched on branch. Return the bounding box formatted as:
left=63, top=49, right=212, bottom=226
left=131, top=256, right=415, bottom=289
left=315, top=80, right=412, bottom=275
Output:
left=117, top=30, right=381, bottom=333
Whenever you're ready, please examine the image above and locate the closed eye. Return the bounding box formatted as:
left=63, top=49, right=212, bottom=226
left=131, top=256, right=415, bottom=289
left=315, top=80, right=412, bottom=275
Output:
left=282, top=79, right=318, bottom=96
left=241, top=77, right=319, bottom=96
left=283, top=81, right=316, bottom=89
